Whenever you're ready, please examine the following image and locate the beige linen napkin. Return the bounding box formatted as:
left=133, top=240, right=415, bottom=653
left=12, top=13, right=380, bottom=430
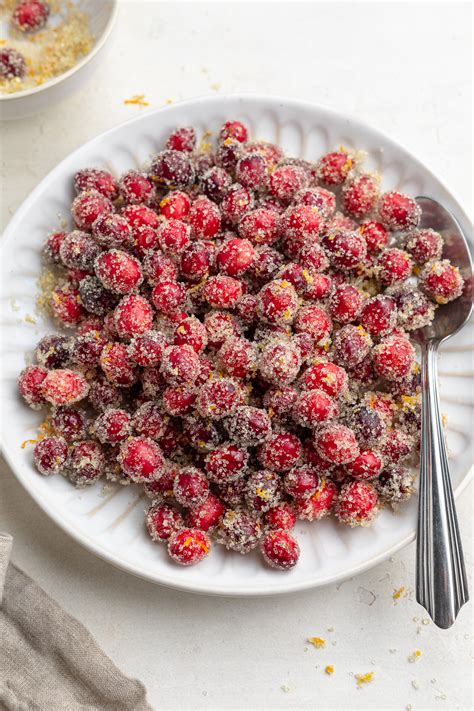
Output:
left=0, top=533, right=152, bottom=711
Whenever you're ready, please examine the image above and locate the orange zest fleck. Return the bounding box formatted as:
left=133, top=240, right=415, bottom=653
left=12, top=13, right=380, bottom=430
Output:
left=308, top=637, right=326, bottom=648
left=393, top=586, right=406, bottom=600
left=355, top=672, right=374, bottom=686
left=124, top=94, right=150, bottom=107
left=325, top=665, right=334, bottom=675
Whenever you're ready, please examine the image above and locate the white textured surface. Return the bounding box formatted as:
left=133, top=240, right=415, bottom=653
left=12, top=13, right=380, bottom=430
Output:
left=0, top=1, right=472, bottom=709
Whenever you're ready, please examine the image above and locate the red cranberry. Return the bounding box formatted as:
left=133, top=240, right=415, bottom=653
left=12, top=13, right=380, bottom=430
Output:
left=0, top=47, right=26, bottom=78
left=299, top=361, right=347, bottom=398
left=51, top=406, right=87, bottom=441
left=376, top=465, right=415, bottom=505
left=378, top=191, right=421, bottom=230
left=382, top=429, right=414, bottom=463
left=41, top=369, right=89, bottom=406
left=377, top=248, right=413, bottom=286
left=258, top=432, right=302, bottom=472
left=196, top=378, right=241, bottom=420
left=95, top=249, right=142, bottom=294
left=200, top=167, right=232, bottom=203
left=203, top=275, right=243, bottom=309
left=265, top=503, right=297, bottom=531
left=269, top=165, right=308, bottom=204
left=322, top=229, right=367, bottom=272
left=219, top=120, right=248, bottom=143
left=173, top=466, right=209, bottom=507
left=74, top=168, right=118, bottom=200
left=119, top=436, right=164, bottom=483
left=332, top=324, right=373, bottom=367
left=299, top=242, right=330, bottom=272
left=359, top=295, right=397, bottom=337
left=220, top=184, right=254, bottom=224
left=342, top=174, right=379, bottom=218
left=405, top=228, right=443, bottom=264
left=373, top=334, right=415, bottom=381
left=420, top=259, right=464, bottom=304
left=205, top=443, right=248, bottom=484
left=12, top=1, right=49, bottom=32
left=88, top=377, right=123, bottom=411
left=35, top=334, right=72, bottom=369
left=187, top=495, right=225, bottom=532
left=166, top=126, right=196, bottom=153
left=335, top=480, right=378, bottom=526
left=235, top=153, right=268, bottom=190
left=295, top=477, right=337, bottom=520
left=246, top=470, right=281, bottom=513
left=346, top=450, right=383, bottom=480
left=160, top=345, right=200, bottom=386
left=317, top=150, right=353, bottom=185
left=283, top=465, right=318, bottom=498
left=71, top=190, right=112, bottom=231
left=294, top=186, right=336, bottom=219
left=132, top=401, right=167, bottom=440
left=50, top=285, right=85, bottom=327
left=168, top=528, right=210, bottom=565
left=261, top=530, right=300, bottom=570
left=189, top=196, right=221, bottom=238
left=217, top=336, right=258, bottom=379
left=216, top=509, right=262, bottom=553
left=249, top=247, right=284, bottom=283
left=114, top=294, right=153, bottom=339
left=100, top=342, right=138, bottom=387
left=225, top=406, right=272, bottom=447
left=204, top=310, right=241, bottom=348
left=33, top=436, right=68, bottom=476
left=314, top=424, right=359, bottom=465
left=257, top=279, right=298, bottom=326
left=329, top=284, right=363, bottom=324
left=119, top=170, right=153, bottom=204
left=68, top=440, right=105, bottom=487
left=292, top=389, right=338, bottom=428
left=151, top=149, right=195, bottom=189
left=259, top=340, right=301, bottom=386
left=159, top=190, right=191, bottom=220
left=146, top=502, right=183, bottom=541
left=157, top=219, right=191, bottom=257
left=294, top=305, right=332, bottom=343
left=238, top=207, right=279, bottom=245
left=359, top=220, right=389, bottom=253
left=216, top=238, right=256, bottom=277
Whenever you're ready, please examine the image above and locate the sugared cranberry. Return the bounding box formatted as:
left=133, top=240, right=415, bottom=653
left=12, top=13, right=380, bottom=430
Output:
left=294, top=186, right=336, bottom=219
left=263, top=387, right=298, bottom=420
left=250, top=247, right=284, bottom=283
left=293, top=389, right=337, bottom=428
left=159, top=190, right=191, bottom=220
left=132, top=401, right=167, bottom=440
left=298, top=242, right=330, bottom=273
left=283, top=465, right=318, bottom=498
left=257, top=279, right=298, bottom=326
left=342, top=174, right=379, bottom=218
left=217, top=509, right=262, bottom=553
left=95, top=250, right=142, bottom=294
left=51, top=406, right=87, bottom=441
left=128, top=330, right=167, bottom=366
left=143, top=250, right=178, bottom=286
left=359, top=220, right=389, bottom=253
left=71, top=190, right=112, bottom=231
left=332, top=324, right=372, bottom=367
left=189, top=196, right=221, bottom=238
left=33, top=436, right=68, bottom=476
left=261, top=530, right=300, bottom=570
left=151, top=281, right=186, bottom=316
left=376, top=248, right=412, bottom=286
left=329, top=284, right=363, bottom=324
left=119, top=170, right=153, bottom=204
left=258, top=432, right=301, bottom=472
left=376, top=466, right=415, bottom=505
left=88, top=377, right=123, bottom=411
left=335, top=480, right=378, bottom=526
left=217, top=336, right=257, bottom=379
left=12, top=1, right=50, bottom=32
left=215, top=139, right=243, bottom=174
left=382, top=429, right=414, bottom=463
left=322, top=229, right=367, bottom=272
left=295, top=478, right=337, bottom=520
left=269, top=165, right=308, bottom=204
left=119, top=436, right=164, bottom=483
left=203, top=275, right=243, bottom=309
left=235, top=153, right=268, bottom=190
left=392, top=287, right=435, bottom=331
left=41, top=369, right=89, bottom=406
left=420, top=259, right=464, bottom=304
left=246, top=470, right=281, bottom=513
left=205, top=443, right=247, bottom=483
left=359, top=295, right=397, bottom=337
left=156, top=219, right=190, bottom=257
left=166, top=126, right=196, bottom=153
left=168, top=528, right=210, bottom=565
left=373, top=334, right=415, bottom=380
left=179, top=241, right=212, bottom=282
left=151, top=149, right=195, bottom=189
left=0, top=47, right=26, bottom=78
left=259, top=340, right=301, bottom=386
left=68, top=440, right=105, bottom=487
left=317, top=150, right=353, bottom=185
left=346, top=450, right=383, bottom=480
left=216, top=238, right=256, bottom=277
left=71, top=330, right=107, bottom=367
left=146, top=502, right=183, bottom=541
left=74, top=168, right=118, bottom=200
left=220, top=184, right=254, bottom=224
left=160, top=345, right=200, bottom=386
left=405, top=228, right=443, bottom=265
left=294, top=305, right=332, bottom=343
left=314, top=424, right=359, bottom=465
left=204, top=310, right=241, bottom=348
left=114, top=294, right=153, bottom=339
left=196, top=378, right=241, bottom=420
left=378, top=191, right=421, bottom=230
left=347, top=404, right=385, bottom=448
left=299, top=361, right=348, bottom=398
left=100, top=342, right=138, bottom=387
left=187, top=494, right=225, bottom=532
left=246, top=140, right=283, bottom=168
left=43, top=230, right=66, bottom=263
left=173, top=466, right=209, bottom=507
left=220, top=120, right=248, bottom=143
left=200, top=167, right=232, bottom=202
left=50, top=285, right=85, bottom=326
left=93, top=408, right=131, bottom=444
left=238, top=207, right=279, bottom=245
left=35, top=334, right=72, bottom=369
left=265, top=502, right=297, bottom=531
left=225, top=406, right=272, bottom=447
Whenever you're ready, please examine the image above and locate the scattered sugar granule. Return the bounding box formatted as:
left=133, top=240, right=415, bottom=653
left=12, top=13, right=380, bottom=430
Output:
left=325, top=665, right=334, bottom=675
left=308, top=637, right=326, bottom=649
left=389, top=648, right=397, bottom=654
left=412, top=680, right=419, bottom=690
left=406, top=705, right=413, bottom=711
left=393, top=586, right=406, bottom=600
left=408, top=650, right=422, bottom=663
left=355, top=672, right=374, bottom=686
left=124, top=94, right=150, bottom=107
left=327, top=627, right=334, bottom=632
left=24, top=314, right=37, bottom=325
left=280, top=685, right=290, bottom=693
left=422, top=619, right=430, bottom=626
left=210, top=82, right=221, bottom=92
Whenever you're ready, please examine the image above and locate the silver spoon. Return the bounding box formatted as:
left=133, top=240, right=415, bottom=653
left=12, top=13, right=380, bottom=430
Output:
left=412, top=196, right=472, bottom=629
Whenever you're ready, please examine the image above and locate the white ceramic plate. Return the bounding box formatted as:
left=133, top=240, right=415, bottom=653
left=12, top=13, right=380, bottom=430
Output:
left=1, top=96, right=472, bottom=596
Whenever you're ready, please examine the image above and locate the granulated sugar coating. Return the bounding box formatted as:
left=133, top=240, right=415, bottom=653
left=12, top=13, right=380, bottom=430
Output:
left=19, top=119, right=465, bottom=569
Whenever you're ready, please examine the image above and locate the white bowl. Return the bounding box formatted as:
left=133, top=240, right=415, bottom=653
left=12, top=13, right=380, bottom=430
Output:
left=0, top=95, right=472, bottom=596
left=0, top=0, right=117, bottom=121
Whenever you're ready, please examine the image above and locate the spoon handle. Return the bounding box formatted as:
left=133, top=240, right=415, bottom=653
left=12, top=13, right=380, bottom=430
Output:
left=416, top=340, right=469, bottom=628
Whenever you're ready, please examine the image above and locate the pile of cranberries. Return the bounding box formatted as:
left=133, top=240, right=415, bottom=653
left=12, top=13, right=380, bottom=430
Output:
left=18, top=119, right=464, bottom=570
